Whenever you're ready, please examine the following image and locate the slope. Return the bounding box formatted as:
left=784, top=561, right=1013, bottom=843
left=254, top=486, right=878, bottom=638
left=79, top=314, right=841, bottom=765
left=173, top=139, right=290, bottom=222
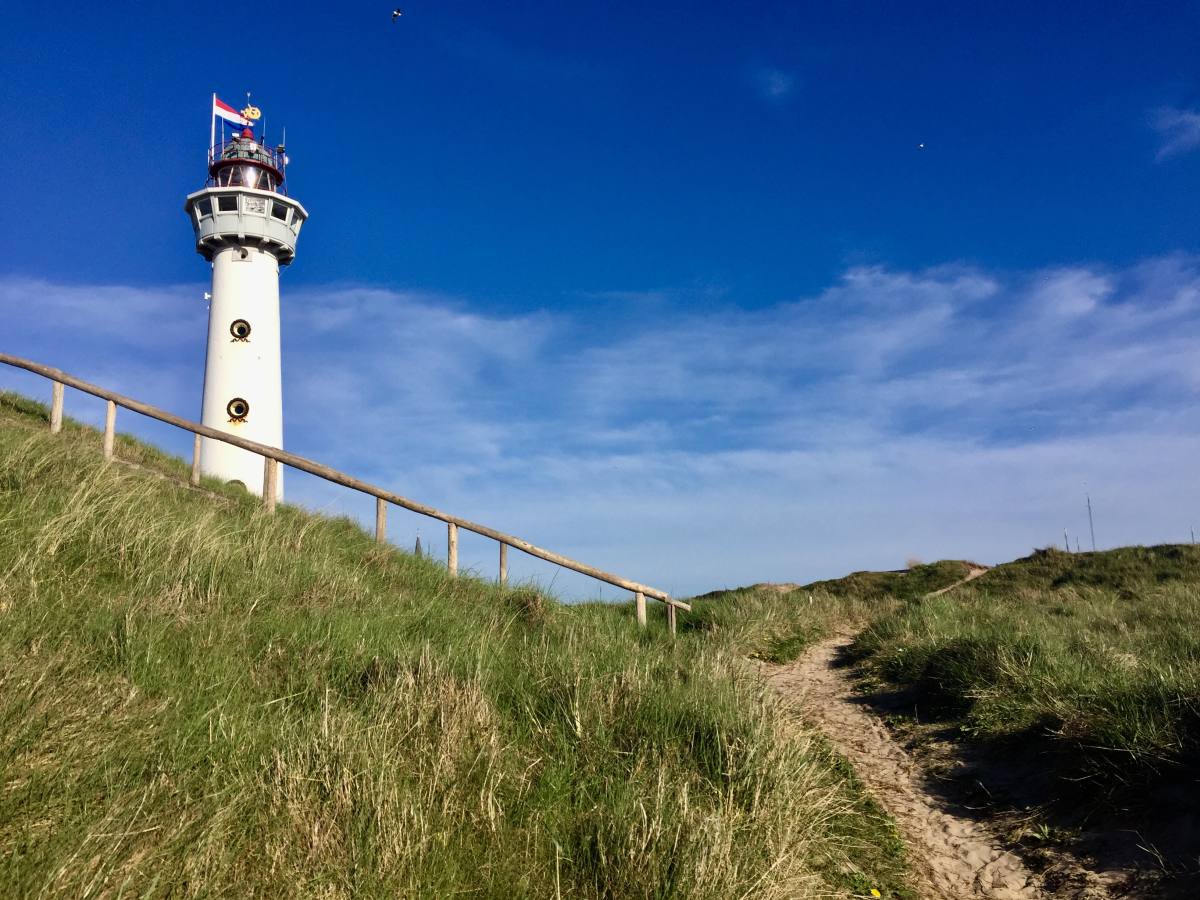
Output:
left=683, top=560, right=979, bottom=663
left=850, top=545, right=1200, bottom=794
left=0, top=391, right=914, bottom=899
left=689, top=548, right=1200, bottom=894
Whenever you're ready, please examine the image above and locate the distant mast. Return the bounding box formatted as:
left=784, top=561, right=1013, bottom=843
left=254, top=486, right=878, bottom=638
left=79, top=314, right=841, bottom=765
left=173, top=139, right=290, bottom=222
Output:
left=184, top=95, right=309, bottom=496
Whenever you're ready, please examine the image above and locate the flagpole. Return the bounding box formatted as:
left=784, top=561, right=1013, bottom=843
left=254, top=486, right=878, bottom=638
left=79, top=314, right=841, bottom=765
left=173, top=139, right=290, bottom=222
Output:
left=209, top=92, right=216, bottom=164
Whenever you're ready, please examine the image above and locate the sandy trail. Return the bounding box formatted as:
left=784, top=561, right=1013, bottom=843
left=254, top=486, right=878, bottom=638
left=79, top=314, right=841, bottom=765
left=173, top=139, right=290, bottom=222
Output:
left=923, top=565, right=990, bottom=596
left=766, top=634, right=1045, bottom=900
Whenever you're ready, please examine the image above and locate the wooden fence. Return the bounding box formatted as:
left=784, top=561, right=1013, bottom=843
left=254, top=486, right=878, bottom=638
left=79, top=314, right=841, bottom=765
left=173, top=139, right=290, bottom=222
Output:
left=0, top=354, right=685, bottom=631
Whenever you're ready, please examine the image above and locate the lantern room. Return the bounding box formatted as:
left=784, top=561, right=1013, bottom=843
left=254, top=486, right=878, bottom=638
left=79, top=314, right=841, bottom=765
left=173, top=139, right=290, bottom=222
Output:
left=209, top=127, right=287, bottom=193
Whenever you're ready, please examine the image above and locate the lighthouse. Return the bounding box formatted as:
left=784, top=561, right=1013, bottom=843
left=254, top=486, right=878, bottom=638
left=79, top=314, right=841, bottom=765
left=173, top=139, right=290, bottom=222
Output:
left=184, top=97, right=307, bottom=496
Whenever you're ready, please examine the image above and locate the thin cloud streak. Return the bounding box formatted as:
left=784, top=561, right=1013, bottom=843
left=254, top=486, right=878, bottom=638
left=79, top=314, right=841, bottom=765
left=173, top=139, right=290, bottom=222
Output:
left=752, top=67, right=796, bottom=101
left=1152, top=106, right=1200, bottom=161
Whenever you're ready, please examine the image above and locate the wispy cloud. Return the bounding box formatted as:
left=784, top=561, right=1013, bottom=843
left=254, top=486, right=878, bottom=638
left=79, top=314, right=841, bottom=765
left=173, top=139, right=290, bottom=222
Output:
left=1151, top=106, right=1200, bottom=161
left=752, top=67, right=796, bottom=102
left=4, top=255, right=1200, bottom=597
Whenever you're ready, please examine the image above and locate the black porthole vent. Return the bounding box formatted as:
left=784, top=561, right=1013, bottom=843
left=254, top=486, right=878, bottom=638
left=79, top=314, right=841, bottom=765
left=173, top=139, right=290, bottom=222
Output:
left=227, top=398, right=250, bottom=422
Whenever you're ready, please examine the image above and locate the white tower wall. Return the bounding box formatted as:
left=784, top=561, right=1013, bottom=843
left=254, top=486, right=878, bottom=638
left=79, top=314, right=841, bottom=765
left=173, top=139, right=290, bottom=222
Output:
left=185, top=142, right=307, bottom=500
left=200, top=247, right=285, bottom=495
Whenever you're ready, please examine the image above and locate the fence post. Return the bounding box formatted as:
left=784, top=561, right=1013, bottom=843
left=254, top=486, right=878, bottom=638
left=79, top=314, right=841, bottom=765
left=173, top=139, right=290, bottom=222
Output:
left=666, top=602, right=677, bottom=637
left=375, top=497, right=387, bottom=544
left=50, top=382, right=64, bottom=434
left=499, top=541, right=508, bottom=585
left=447, top=522, right=458, bottom=576
left=102, top=400, right=116, bottom=461
left=635, top=591, right=646, bottom=628
left=262, top=457, right=278, bottom=513
left=190, top=433, right=202, bottom=486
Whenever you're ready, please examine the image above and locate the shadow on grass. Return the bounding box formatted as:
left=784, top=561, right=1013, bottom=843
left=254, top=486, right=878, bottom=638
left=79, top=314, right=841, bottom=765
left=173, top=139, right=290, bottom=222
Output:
left=834, top=644, right=1200, bottom=896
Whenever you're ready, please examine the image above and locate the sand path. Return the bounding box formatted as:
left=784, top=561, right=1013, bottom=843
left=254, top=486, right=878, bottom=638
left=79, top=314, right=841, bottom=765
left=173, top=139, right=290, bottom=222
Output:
left=923, top=565, right=990, bottom=596
left=766, top=634, right=1045, bottom=899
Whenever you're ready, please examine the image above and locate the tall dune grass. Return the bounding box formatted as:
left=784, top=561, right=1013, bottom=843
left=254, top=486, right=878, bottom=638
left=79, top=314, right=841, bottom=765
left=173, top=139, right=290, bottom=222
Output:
left=849, top=547, right=1200, bottom=788
left=0, top=393, right=912, bottom=899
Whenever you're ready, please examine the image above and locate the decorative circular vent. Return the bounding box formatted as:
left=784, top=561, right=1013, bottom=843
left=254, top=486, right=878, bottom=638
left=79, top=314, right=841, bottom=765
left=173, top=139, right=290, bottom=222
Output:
left=230, top=319, right=252, bottom=340
left=227, top=398, right=250, bottom=421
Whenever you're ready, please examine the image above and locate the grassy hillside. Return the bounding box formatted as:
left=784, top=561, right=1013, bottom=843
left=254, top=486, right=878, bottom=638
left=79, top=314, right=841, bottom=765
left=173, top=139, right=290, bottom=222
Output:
left=699, top=545, right=1200, bottom=796
left=849, top=546, right=1200, bottom=792
left=0, top=392, right=913, bottom=899
left=684, top=561, right=976, bottom=663
left=690, top=550, right=1200, bottom=885
left=689, top=549, right=1200, bottom=796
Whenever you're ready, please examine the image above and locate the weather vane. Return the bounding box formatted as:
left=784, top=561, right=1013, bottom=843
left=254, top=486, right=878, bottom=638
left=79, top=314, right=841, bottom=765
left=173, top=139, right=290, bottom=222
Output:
left=242, top=91, right=261, bottom=124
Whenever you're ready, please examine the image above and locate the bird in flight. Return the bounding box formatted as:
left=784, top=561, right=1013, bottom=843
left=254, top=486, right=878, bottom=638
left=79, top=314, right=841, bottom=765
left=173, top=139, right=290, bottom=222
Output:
left=392, top=8, right=403, bottom=21
left=917, top=143, right=926, bottom=150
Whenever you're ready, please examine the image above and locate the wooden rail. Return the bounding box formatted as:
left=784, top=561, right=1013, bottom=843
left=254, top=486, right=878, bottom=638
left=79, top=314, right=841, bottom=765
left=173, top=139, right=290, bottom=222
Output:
left=1, top=354, right=685, bottom=625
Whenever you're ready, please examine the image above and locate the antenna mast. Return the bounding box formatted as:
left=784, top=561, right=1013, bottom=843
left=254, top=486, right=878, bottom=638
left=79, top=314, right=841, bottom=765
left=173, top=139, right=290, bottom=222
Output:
left=1086, top=493, right=1096, bottom=552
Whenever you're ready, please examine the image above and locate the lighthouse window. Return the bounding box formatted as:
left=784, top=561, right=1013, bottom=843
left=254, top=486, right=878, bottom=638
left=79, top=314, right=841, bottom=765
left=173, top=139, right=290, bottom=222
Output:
left=226, top=398, right=250, bottom=421
left=217, top=195, right=238, bottom=212
left=230, top=319, right=252, bottom=340
left=270, top=202, right=288, bottom=222
left=196, top=198, right=212, bottom=217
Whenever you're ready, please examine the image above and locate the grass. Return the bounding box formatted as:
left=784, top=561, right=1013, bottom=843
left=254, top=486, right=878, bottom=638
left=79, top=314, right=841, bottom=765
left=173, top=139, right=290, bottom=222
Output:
left=800, top=561, right=978, bottom=604
left=682, top=561, right=975, bottom=664
left=0, top=391, right=915, bottom=899
left=688, top=547, right=1200, bottom=797
left=683, top=547, right=1200, bottom=888
left=848, top=546, right=1200, bottom=793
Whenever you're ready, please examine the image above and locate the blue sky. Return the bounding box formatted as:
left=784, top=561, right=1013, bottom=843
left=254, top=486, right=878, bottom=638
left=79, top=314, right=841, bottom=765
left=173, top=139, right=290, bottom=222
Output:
left=2, top=1, right=1199, bottom=597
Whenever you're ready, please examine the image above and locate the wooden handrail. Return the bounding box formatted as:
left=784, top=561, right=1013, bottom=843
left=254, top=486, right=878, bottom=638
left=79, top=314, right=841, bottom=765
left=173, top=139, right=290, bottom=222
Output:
left=0, top=353, right=685, bottom=611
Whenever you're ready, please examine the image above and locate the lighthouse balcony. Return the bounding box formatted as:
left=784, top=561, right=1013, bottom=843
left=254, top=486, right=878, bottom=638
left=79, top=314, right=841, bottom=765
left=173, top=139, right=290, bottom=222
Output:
left=185, top=187, right=308, bottom=265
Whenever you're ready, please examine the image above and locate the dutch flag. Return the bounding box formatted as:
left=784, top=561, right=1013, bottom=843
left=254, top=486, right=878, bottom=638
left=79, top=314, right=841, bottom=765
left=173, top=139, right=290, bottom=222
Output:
left=211, top=94, right=252, bottom=150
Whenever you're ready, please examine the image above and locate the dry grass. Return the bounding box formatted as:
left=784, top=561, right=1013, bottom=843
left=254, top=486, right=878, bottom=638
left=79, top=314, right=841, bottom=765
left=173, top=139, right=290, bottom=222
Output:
left=0, top=392, right=915, bottom=899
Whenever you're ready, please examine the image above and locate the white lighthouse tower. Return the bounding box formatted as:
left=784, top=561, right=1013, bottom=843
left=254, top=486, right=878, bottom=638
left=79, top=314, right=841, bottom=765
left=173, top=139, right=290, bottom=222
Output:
left=184, top=100, right=307, bottom=496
